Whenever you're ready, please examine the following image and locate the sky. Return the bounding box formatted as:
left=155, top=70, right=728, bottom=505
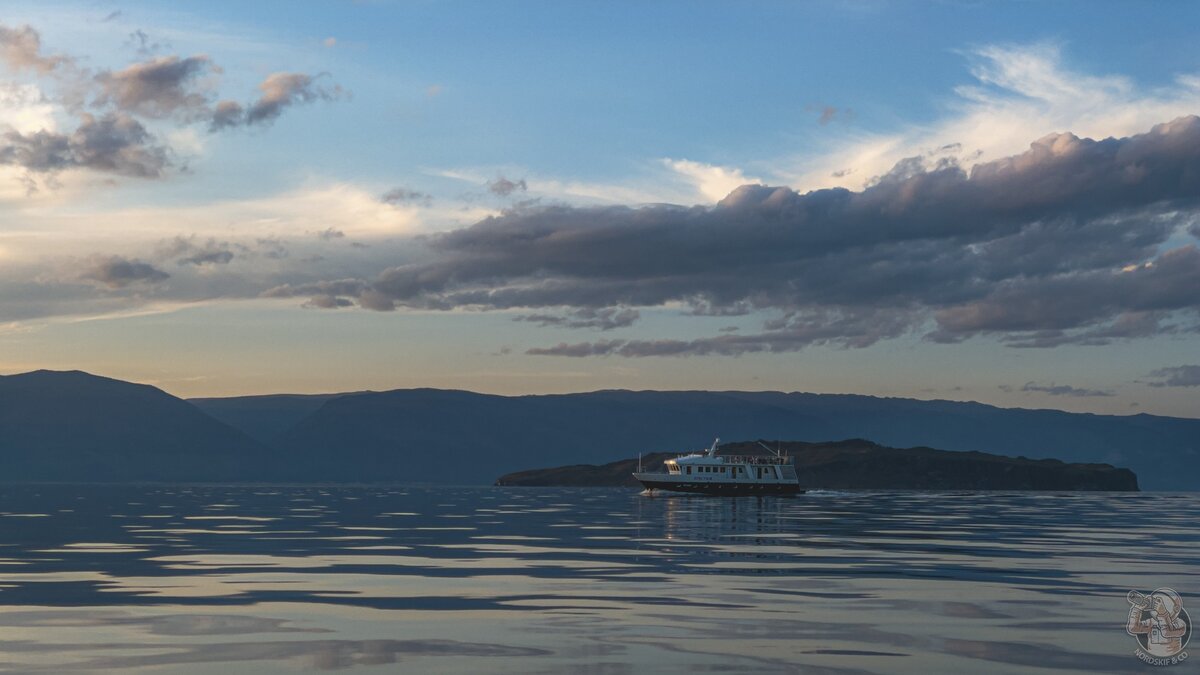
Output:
left=1, top=1, right=1199, bottom=417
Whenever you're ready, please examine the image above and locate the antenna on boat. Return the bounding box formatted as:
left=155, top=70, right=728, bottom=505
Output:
left=638, top=452, right=642, bottom=473
left=708, top=437, right=720, bottom=457
left=758, top=440, right=784, bottom=459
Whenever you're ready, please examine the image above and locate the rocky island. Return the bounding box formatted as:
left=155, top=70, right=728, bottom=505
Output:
left=495, top=439, right=1140, bottom=491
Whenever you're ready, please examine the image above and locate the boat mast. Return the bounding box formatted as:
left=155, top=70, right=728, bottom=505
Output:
left=757, top=440, right=784, bottom=461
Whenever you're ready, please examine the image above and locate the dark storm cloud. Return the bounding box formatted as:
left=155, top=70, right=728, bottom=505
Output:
left=0, top=23, right=71, bottom=73
left=0, top=113, right=170, bottom=177
left=79, top=256, right=169, bottom=288
left=1020, top=382, right=1114, bottom=397
left=264, top=117, right=1200, bottom=355
left=487, top=175, right=527, bottom=196
left=95, top=55, right=216, bottom=118
left=514, top=307, right=639, bottom=331
left=1145, top=365, right=1200, bottom=388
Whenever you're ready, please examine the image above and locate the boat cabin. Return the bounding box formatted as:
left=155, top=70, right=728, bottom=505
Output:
left=663, top=453, right=798, bottom=482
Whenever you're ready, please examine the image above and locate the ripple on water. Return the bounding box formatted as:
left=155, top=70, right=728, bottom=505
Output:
left=0, top=485, right=1194, bottom=674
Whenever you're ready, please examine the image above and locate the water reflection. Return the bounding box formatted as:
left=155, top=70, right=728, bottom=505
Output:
left=0, top=485, right=1196, bottom=673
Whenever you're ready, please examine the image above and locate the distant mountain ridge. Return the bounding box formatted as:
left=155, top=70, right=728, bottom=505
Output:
left=0, top=370, right=274, bottom=481
left=0, top=370, right=1195, bottom=489
left=256, top=388, right=1196, bottom=489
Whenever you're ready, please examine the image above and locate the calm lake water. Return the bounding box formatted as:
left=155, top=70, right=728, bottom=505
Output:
left=0, top=485, right=1196, bottom=674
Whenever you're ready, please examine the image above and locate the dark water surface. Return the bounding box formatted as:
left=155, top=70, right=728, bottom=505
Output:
left=0, top=485, right=1196, bottom=673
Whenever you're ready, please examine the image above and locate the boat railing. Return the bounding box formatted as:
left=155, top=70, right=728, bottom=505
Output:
left=717, top=454, right=791, bottom=465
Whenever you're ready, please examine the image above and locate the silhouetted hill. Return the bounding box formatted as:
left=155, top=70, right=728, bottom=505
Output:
left=495, top=439, right=1139, bottom=491
left=190, top=393, right=346, bottom=444
left=0, top=370, right=274, bottom=481
left=272, top=389, right=1195, bottom=489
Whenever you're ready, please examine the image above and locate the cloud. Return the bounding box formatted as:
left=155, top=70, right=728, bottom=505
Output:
left=380, top=187, right=431, bottom=206
left=124, top=30, right=167, bottom=58
left=526, top=339, right=626, bottom=357
left=806, top=104, right=852, bottom=126
left=267, top=116, right=1200, bottom=356
left=95, top=55, right=217, bottom=118
left=0, top=112, right=170, bottom=177
left=0, top=21, right=348, bottom=192
left=783, top=43, right=1200, bottom=194
left=208, top=100, right=244, bottom=131
left=261, top=278, right=372, bottom=311
left=514, top=307, right=639, bottom=331
left=0, top=24, right=71, bottom=74
left=208, top=72, right=342, bottom=130
left=1145, top=365, right=1200, bottom=388
left=159, top=237, right=235, bottom=266
left=526, top=308, right=911, bottom=356
left=1020, top=381, right=1114, bottom=397
left=79, top=255, right=169, bottom=288
left=315, top=228, right=344, bottom=241
left=663, top=159, right=762, bottom=202
left=0, top=23, right=342, bottom=183
left=304, top=294, right=352, bottom=309
left=487, top=175, right=526, bottom=197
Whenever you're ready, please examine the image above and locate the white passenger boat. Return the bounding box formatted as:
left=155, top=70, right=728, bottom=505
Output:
left=633, top=438, right=803, bottom=495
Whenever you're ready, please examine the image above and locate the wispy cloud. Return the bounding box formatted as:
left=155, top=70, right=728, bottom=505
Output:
left=781, top=43, right=1200, bottom=194
left=79, top=255, right=169, bottom=288
left=1020, top=381, right=1114, bottom=397
left=1145, top=365, right=1200, bottom=388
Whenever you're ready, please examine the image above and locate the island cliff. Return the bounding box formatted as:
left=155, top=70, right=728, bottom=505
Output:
left=495, top=439, right=1140, bottom=491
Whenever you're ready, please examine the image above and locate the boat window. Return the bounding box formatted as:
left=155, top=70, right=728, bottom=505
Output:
left=686, top=466, right=691, bottom=474
left=720, top=467, right=725, bottom=473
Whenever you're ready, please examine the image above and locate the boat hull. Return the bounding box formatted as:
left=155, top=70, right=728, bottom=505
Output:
left=635, top=477, right=803, bottom=496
